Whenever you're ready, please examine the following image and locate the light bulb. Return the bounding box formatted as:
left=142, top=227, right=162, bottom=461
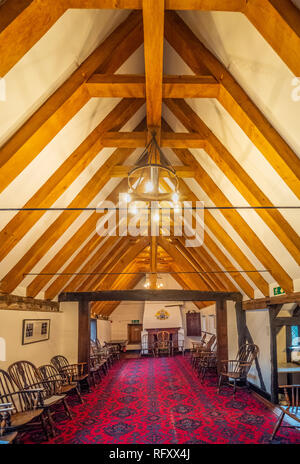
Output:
left=174, top=203, right=180, bottom=213
left=153, top=212, right=160, bottom=222
left=145, top=181, right=154, bottom=193
left=124, top=192, right=131, bottom=203
left=129, top=203, right=137, bottom=215
left=172, top=192, right=179, bottom=202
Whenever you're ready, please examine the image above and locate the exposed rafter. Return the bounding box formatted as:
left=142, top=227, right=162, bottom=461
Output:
left=164, top=100, right=300, bottom=264
left=164, top=11, right=300, bottom=199
left=244, top=0, right=300, bottom=77
left=0, top=102, right=144, bottom=263
left=0, top=11, right=143, bottom=193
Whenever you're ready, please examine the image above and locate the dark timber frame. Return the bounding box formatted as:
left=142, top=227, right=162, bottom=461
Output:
left=59, top=289, right=242, bottom=375
left=268, top=304, right=300, bottom=404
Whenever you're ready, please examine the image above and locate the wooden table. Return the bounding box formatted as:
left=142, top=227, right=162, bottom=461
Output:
left=106, top=340, right=128, bottom=351
left=278, top=362, right=300, bottom=385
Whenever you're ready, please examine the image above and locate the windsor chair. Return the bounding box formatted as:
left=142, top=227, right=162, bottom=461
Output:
left=271, top=384, right=300, bottom=440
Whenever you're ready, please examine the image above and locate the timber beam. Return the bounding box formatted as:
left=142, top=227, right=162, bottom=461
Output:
left=59, top=289, right=242, bottom=302
left=243, top=292, right=300, bottom=310
left=101, top=131, right=206, bottom=148
left=86, top=74, right=220, bottom=98
left=0, top=293, right=59, bottom=312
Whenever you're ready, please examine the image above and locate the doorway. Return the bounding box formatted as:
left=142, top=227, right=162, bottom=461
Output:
left=128, top=324, right=142, bottom=345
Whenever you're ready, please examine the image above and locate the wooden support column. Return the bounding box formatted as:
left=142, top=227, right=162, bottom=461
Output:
left=216, top=299, right=228, bottom=374
left=235, top=300, right=246, bottom=348
left=78, top=299, right=91, bottom=373
left=268, top=305, right=280, bottom=404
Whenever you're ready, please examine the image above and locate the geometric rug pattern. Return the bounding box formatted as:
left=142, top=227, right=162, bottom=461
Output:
left=20, top=356, right=300, bottom=444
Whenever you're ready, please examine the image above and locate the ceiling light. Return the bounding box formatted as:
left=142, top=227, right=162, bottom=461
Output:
left=127, top=132, right=179, bottom=201
left=129, top=203, right=138, bottom=215
left=145, top=181, right=154, bottom=193
left=153, top=212, right=160, bottom=222
left=172, top=192, right=179, bottom=202
left=124, top=192, right=131, bottom=203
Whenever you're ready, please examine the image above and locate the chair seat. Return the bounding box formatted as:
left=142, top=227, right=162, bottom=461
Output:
left=222, top=371, right=243, bottom=379
left=60, top=383, right=77, bottom=394
left=43, top=394, right=66, bottom=407
left=73, top=374, right=89, bottom=382
left=10, top=409, right=43, bottom=427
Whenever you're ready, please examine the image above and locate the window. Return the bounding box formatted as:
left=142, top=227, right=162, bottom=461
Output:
left=291, top=326, right=299, bottom=345
left=90, top=319, right=97, bottom=342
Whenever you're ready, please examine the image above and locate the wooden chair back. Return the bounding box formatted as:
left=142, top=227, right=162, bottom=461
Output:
left=51, top=355, right=69, bottom=371
left=0, top=368, right=41, bottom=412
left=8, top=361, right=50, bottom=398
left=38, top=364, right=67, bottom=392
left=234, top=344, right=259, bottom=375
left=157, top=331, right=170, bottom=342
left=0, top=369, right=24, bottom=413
left=281, top=385, right=300, bottom=413
left=204, top=334, right=216, bottom=352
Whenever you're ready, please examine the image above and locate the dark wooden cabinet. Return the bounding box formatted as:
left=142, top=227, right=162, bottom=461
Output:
left=186, top=312, right=201, bottom=336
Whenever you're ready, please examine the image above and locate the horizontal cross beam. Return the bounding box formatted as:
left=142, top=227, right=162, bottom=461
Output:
left=59, top=289, right=242, bottom=302
left=109, top=165, right=194, bottom=178
left=85, top=74, right=220, bottom=98
left=243, top=292, right=300, bottom=310
left=101, top=131, right=206, bottom=148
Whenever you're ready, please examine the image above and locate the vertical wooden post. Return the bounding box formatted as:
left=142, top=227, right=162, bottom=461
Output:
left=235, top=300, right=246, bottom=348
left=216, top=299, right=228, bottom=374
left=269, top=306, right=279, bottom=404
left=78, top=298, right=90, bottom=373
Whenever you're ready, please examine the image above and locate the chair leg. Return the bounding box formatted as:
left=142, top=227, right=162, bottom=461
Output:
left=62, top=398, right=72, bottom=419
left=45, top=408, right=56, bottom=438
left=75, top=386, right=84, bottom=404
left=271, top=410, right=285, bottom=441
left=233, top=378, right=237, bottom=398
left=217, top=374, right=224, bottom=394
left=40, top=412, right=49, bottom=441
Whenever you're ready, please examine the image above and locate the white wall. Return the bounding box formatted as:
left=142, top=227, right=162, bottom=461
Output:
left=246, top=310, right=271, bottom=393
left=143, top=302, right=183, bottom=330
left=110, top=302, right=144, bottom=350
left=227, top=302, right=271, bottom=394
left=0, top=302, right=78, bottom=370
left=97, top=319, right=111, bottom=345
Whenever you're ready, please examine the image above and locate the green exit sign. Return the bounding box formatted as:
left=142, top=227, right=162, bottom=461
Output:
left=132, top=320, right=139, bottom=324
left=273, top=286, right=285, bottom=296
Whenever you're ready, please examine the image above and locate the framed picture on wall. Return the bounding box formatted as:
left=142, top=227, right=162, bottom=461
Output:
left=22, top=319, right=50, bottom=345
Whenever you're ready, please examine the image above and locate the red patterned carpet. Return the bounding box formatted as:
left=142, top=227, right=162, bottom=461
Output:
left=21, top=356, right=300, bottom=444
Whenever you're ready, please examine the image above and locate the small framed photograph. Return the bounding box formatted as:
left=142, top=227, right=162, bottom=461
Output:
left=22, top=319, right=50, bottom=345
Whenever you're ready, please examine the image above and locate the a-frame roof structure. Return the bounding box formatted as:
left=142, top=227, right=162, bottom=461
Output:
left=0, top=0, right=299, bottom=315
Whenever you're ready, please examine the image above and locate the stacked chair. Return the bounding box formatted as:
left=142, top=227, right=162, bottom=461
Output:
left=191, top=333, right=216, bottom=369
left=8, top=361, right=71, bottom=438
left=0, top=347, right=121, bottom=441
left=0, top=344, right=121, bottom=441
left=1, top=365, right=54, bottom=440
left=51, top=355, right=90, bottom=393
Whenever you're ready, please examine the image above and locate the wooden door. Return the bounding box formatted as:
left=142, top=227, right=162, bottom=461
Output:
left=186, top=312, right=201, bottom=336
left=128, top=324, right=143, bottom=344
